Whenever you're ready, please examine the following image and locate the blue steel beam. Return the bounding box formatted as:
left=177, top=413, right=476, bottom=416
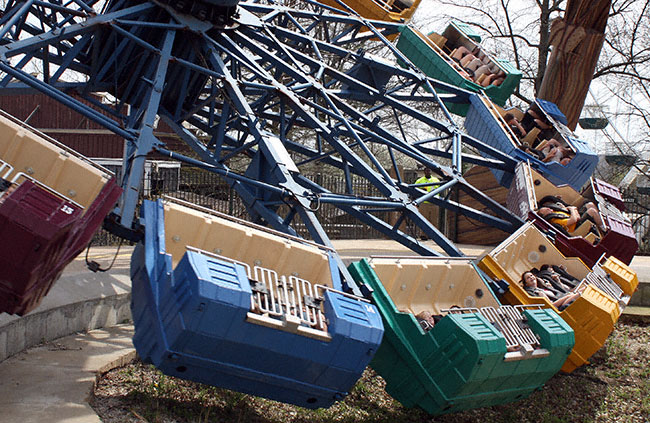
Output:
left=117, top=28, right=176, bottom=228
left=0, top=0, right=524, bottom=266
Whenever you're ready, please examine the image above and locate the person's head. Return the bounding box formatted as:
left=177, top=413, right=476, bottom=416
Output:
left=503, top=112, right=515, bottom=123
left=416, top=311, right=434, bottom=323
left=548, top=138, right=561, bottom=147
left=541, top=265, right=560, bottom=281
left=521, top=271, right=537, bottom=288
left=423, top=167, right=432, bottom=178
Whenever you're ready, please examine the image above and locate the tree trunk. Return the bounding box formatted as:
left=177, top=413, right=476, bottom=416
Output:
left=537, top=0, right=611, bottom=130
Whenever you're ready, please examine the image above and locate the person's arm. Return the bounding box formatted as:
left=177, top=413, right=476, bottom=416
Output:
left=565, top=206, right=581, bottom=227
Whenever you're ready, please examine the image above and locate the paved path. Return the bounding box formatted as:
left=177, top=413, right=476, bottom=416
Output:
left=0, top=247, right=132, bottom=362
left=0, top=324, right=134, bottom=423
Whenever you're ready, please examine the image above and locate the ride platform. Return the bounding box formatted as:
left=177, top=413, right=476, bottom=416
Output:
left=130, top=198, right=384, bottom=409
left=348, top=257, right=574, bottom=414
left=396, top=23, right=521, bottom=116
left=507, top=163, right=638, bottom=267
left=478, top=223, right=635, bottom=372
left=465, top=94, right=597, bottom=190
left=0, top=110, right=121, bottom=315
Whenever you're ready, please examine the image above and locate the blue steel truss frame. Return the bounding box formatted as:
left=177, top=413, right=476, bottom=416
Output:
left=0, top=0, right=523, bottom=295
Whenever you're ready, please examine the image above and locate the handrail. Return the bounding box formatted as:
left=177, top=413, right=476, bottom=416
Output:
left=10, top=172, right=84, bottom=209
left=0, top=159, right=13, bottom=179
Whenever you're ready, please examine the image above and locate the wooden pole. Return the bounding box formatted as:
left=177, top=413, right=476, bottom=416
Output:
left=537, top=0, right=611, bottom=130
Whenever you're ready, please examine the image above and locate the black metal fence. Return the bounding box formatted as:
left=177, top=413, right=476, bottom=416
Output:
left=93, top=167, right=392, bottom=245
left=621, top=187, right=650, bottom=254
left=93, top=166, right=650, bottom=254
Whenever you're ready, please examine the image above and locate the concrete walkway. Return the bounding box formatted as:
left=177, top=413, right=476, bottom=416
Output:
left=0, top=240, right=648, bottom=422
left=0, top=247, right=133, bottom=362
left=0, top=324, right=135, bottom=423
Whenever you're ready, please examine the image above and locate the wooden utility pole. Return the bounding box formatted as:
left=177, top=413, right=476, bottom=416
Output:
left=537, top=0, right=611, bottom=130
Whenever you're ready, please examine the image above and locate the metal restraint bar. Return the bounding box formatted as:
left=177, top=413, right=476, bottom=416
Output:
left=442, top=305, right=547, bottom=361
left=250, top=266, right=327, bottom=331
left=480, top=306, right=540, bottom=349
left=587, top=266, right=628, bottom=305
left=592, top=192, right=629, bottom=223
left=185, top=247, right=328, bottom=333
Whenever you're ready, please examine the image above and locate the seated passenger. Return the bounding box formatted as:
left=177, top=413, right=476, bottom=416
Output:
left=474, top=64, right=492, bottom=80
left=451, top=46, right=473, bottom=61
left=415, top=310, right=442, bottom=332
left=559, top=151, right=575, bottom=166
left=550, top=264, right=580, bottom=287
left=0, top=179, right=15, bottom=205
left=543, top=145, right=569, bottom=163
left=537, top=195, right=606, bottom=234
left=535, top=138, right=571, bottom=163
left=537, top=264, right=573, bottom=293
left=521, top=271, right=581, bottom=311
left=521, top=108, right=552, bottom=135
left=465, top=56, right=484, bottom=73
left=459, top=53, right=476, bottom=68
left=503, top=112, right=527, bottom=138
left=492, top=71, right=506, bottom=85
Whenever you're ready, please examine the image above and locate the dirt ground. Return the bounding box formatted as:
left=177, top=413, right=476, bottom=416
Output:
left=92, top=320, right=650, bottom=423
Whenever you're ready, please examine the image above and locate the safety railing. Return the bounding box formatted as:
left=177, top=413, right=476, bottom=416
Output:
left=250, top=267, right=328, bottom=332
left=443, top=304, right=549, bottom=361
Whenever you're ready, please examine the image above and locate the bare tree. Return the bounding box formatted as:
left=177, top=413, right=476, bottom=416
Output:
left=414, top=0, right=650, bottom=169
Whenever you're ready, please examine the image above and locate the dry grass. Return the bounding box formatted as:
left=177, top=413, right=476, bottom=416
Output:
left=92, top=321, right=650, bottom=423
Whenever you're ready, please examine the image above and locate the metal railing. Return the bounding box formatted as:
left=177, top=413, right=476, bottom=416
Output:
left=621, top=186, right=650, bottom=253
left=593, top=192, right=629, bottom=223
left=88, top=164, right=650, bottom=249
left=250, top=268, right=327, bottom=331
left=93, top=168, right=392, bottom=244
